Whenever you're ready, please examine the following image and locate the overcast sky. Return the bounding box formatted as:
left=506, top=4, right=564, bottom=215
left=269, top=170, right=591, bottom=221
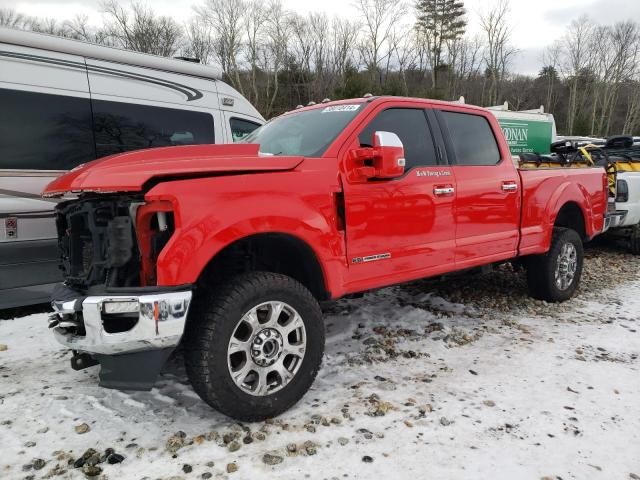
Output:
left=5, top=0, right=640, bottom=75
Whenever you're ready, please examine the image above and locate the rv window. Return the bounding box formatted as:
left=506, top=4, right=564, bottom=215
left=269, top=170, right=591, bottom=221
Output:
left=92, top=100, right=215, bottom=157
left=230, top=118, right=261, bottom=142
left=0, top=88, right=96, bottom=170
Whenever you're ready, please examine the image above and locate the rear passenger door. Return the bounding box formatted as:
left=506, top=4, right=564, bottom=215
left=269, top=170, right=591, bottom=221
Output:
left=435, top=108, right=520, bottom=267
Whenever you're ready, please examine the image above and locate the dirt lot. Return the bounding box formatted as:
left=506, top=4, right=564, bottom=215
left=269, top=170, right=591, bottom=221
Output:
left=0, top=245, right=638, bottom=480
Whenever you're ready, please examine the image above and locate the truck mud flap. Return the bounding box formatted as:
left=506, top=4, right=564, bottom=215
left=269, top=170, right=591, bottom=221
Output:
left=94, top=347, right=174, bottom=391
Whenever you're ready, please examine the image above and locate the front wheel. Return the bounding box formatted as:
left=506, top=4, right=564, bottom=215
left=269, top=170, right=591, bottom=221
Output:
left=184, top=272, right=324, bottom=421
left=526, top=227, right=584, bottom=302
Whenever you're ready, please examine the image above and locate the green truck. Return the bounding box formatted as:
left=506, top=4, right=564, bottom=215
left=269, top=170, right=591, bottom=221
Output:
left=488, top=102, right=556, bottom=155
left=456, top=98, right=556, bottom=155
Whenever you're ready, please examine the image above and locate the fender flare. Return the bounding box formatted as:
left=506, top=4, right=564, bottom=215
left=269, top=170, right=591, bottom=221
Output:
left=543, top=181, right=593, bottom=246
left=156, top=214, right=346, bottom=297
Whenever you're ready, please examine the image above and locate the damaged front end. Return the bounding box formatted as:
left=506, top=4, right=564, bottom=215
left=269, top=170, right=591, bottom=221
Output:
left=48, top=195, right=192, bottom=390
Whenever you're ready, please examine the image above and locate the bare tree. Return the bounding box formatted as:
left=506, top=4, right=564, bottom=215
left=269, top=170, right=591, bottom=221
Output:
left=64, top=14, right=93, bottom=40
left=389, top=26, right=416, bottom=95
left=195, top=0, right=245, bottom=92
left=479, top=0, right=516, bottom=105
left=597, top=22, right=640, bottom=135
left=101, top=0, right=183, bottom=56
left=331, top=17, right=360, bottom=77
left=0, top=8, right=33, bottom=29
left=263, top=0, right=291, bottom=116
left=560, top=16, right=596, bottom=134
left=289, top=13, right=314, bottom=98
left=182, top=16, right=215, bottom=64
left=623, top=36, right=640, bottom=134
left=355, top=0, right=407, bottom=88
left=623, top=78, right=640, bottom=134
left=540, top=41, right=561, bottom=113
left=244, top=0, right=268, bottom=105
left=310, top=13, right=332, bottom=98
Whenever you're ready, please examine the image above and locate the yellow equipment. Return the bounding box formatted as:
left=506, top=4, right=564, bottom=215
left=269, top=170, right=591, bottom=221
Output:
left=518, top=141, right=640, bottom=198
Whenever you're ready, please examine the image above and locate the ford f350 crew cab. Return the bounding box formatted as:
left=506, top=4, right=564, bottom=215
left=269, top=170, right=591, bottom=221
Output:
left=44, top=97, right=608, bottom=421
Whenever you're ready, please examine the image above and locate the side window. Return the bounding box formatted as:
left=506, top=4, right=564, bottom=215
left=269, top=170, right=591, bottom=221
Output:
left=92, top=100, right=215, bottom=158
left=358, top=108, right=438, bottom=169
left=440, top=111, right=501, bottom=166
left=0, top=88, right=95, bottom=170
left=230, top=118, right=261, bottom=142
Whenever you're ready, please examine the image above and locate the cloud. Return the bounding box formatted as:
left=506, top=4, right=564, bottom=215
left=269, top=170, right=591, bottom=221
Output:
left=544, top=0, right=640, bottom=25
left=511, top=47, right=545, bottom=77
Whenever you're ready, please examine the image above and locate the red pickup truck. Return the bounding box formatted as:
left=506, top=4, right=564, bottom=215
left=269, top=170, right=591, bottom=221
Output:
left=45, top=97, right=607, bottom=421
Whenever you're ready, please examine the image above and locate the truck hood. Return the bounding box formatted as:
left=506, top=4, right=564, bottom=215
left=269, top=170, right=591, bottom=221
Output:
left=43, top=144, right=303, bottom=197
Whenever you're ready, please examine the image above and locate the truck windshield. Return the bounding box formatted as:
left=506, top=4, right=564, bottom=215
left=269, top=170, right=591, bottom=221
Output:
left=241, top=104, right=363, bottom=157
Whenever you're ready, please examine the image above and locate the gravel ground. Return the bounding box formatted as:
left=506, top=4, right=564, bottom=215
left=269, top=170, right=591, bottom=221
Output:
left=0, top=243, right=638, bottom=479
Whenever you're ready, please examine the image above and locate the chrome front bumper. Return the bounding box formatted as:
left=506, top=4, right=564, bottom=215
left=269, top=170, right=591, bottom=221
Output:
left=49, top=289, right=192, bottom=355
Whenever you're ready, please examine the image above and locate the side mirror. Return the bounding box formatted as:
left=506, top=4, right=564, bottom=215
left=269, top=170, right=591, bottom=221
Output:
left=372, top=131, right=406, bottom=178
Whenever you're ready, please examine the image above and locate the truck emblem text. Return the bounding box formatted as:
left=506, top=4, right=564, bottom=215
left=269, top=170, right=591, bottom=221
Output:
left=352, top=253, right=391, bottom=264
left=416, top=169, right=452, bottom=177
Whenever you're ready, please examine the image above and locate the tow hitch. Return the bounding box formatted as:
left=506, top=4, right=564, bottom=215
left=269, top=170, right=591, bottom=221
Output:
left=70, top=351, right=99, bottom=371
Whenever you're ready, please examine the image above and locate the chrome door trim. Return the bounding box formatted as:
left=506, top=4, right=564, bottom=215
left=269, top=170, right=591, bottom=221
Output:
left=0, top=169, right=67, bottom=177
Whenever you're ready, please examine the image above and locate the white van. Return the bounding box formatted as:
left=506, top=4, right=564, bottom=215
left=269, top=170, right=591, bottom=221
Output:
left=0, top=27, right=264, bottom=309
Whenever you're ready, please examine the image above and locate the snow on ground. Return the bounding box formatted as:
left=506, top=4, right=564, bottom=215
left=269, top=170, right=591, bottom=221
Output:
left=0, top=246, right=639, bottom=480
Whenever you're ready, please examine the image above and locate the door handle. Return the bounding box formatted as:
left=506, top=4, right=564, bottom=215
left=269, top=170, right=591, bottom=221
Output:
left=501, top=182, right=518, bottom=193
left=434, top=186, right=455, bottom=196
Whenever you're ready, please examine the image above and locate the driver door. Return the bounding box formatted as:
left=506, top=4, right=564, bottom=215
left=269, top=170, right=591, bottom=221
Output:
left=340, top=106, right=457, bottom=292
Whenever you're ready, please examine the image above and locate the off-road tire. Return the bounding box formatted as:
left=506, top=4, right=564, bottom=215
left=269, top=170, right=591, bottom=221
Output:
left=184, top=272, right=324, bottom=421
left=526, top=227, right=584, bottom=302
left=629, top=224, right=640, bottom=255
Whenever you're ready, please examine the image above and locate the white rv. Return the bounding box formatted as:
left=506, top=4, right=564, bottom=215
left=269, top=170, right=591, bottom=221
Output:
left=0, top=27, right=264, bottom=309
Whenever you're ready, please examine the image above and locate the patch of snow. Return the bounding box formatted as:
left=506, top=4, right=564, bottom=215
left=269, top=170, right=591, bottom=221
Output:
left=0, top=277, right=638, bottom=479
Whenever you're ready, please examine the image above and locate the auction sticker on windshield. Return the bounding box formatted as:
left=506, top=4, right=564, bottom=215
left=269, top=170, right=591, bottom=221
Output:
left=322, top=105, right=361, bottom=113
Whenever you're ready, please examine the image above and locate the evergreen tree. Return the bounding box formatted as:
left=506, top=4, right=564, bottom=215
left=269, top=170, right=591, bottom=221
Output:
left=415, top=0, right=466, bottom=89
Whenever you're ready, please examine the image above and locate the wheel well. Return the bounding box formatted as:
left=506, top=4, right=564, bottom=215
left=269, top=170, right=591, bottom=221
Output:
left=197, top=233, right=329, bottom=300
left=554, top=202, right=586, bottom=240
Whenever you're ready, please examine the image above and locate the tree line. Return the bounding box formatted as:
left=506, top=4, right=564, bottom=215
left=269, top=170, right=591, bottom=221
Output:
left=2, top=0, right=640, bottom=136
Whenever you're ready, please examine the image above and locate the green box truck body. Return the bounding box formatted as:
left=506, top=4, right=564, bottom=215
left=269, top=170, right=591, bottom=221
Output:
left=488, top=104, right=556, bottom=155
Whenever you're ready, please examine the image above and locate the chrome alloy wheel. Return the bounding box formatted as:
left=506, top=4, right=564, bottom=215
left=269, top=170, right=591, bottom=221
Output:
left=227, top=301, right=306, bottom=396
left=555, top=242, right=578, bottom=291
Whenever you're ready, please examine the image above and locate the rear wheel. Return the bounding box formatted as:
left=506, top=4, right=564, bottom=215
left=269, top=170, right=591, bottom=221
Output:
left=629, top=224, right=640, bottom=255
left=184, top=272, right=324, bottom=421
left=526, top=227, right=583, bottom=302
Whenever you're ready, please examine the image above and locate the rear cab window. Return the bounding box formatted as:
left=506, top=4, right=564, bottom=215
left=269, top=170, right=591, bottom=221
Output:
left=439, top=110, right=501, bottom=166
